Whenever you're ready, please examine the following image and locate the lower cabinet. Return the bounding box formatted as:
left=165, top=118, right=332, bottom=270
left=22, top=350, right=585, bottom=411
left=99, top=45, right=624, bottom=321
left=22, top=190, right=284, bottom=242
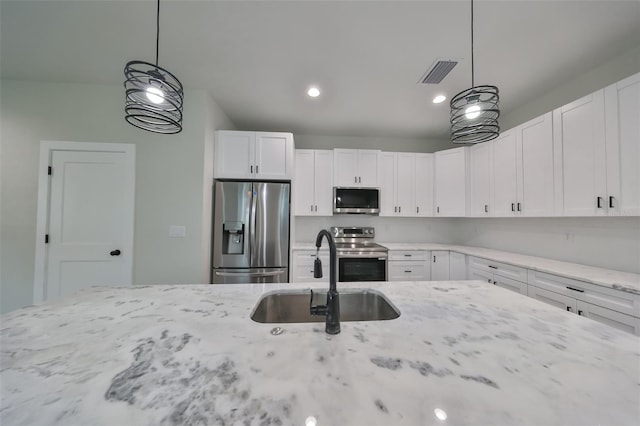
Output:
left=449, top=252, right=467, bottom=280
left=467, top=256, right=528, bottom=295
left=292, top=250, right=330, bottom=284
left=388, top=250, right=430, bottom=281
left=431, top=251, right=450, bottom=280
left=527, top=270, right=640, bottom=336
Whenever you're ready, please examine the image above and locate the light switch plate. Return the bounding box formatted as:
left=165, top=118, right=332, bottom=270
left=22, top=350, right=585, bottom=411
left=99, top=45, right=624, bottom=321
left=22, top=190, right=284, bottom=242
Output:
left=169, top=225, right=186, bottom=238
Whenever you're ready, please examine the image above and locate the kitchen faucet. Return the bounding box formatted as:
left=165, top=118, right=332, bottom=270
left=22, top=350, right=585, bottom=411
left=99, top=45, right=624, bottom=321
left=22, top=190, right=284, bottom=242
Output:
left=309, top=229, right=340, bottom=334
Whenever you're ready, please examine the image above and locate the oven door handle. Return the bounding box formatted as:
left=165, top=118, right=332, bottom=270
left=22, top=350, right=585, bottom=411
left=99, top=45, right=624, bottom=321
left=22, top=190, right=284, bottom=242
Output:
left=337, top=253, right=387, bottom=260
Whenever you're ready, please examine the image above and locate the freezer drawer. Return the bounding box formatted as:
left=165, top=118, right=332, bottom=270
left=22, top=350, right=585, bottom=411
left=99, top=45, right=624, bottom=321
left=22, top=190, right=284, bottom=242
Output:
left=212, top=268, right=289, bottom=284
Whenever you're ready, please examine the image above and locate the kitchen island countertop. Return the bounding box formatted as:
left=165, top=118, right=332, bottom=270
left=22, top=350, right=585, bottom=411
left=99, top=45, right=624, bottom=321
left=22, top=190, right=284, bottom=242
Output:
left=1, top=281, right=639, bottom=425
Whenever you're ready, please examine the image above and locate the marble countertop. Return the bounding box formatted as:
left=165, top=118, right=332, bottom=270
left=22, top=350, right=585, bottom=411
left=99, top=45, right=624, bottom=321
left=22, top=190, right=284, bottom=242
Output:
left=2, top=281, right=639, bottom=425
left=292, top=243, right=640, bottom=293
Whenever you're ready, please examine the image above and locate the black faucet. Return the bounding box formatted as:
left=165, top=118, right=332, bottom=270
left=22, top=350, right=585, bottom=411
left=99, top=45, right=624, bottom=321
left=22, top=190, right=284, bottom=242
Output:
left=309, top=229, right=340, bottom=334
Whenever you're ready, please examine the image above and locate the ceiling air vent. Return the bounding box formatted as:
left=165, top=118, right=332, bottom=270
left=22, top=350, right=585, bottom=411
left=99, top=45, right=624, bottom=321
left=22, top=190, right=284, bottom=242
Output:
left=418, top=59, right=458, bottom=84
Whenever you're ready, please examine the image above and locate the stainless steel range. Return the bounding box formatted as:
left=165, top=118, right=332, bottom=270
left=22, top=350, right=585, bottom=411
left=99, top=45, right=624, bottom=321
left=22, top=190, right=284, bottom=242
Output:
left=331, top=226, right=387, bottom=282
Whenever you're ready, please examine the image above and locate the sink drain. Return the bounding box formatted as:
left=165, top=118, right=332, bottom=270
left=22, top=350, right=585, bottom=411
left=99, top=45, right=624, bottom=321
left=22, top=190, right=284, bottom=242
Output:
left=270, top=327, right=284, bottom=336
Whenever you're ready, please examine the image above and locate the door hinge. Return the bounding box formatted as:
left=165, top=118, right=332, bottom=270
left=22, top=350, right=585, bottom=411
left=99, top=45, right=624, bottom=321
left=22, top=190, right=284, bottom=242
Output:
left=45, top=234, right=49, bottom=244
left=48, top=166, right=52, bottom=176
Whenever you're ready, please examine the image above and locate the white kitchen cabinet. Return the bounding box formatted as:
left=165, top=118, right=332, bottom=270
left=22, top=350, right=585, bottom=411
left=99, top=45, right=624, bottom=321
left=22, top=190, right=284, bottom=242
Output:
left=430, top=251, right=450, bottom=280
left=379, top=152, right=415, bottom=216
left=333, top=149, right=380, bottom=187
left=553, top=90, right=608, bottom=216
left=491, top=112, right=555, bottom=217
left=214, top=131, right=294, bottom=180
left=292, top=250, right=330, bottom=284
left=434, top=147, right=468, bottom=217
left=414, top=153, right=434, bottom=216
left=468, top=256, right=528, bottom=295
left=527, top=269, right=640, bottom=335
left=469, top=143, right=491, bottom=216
left=491, top=130, right=519, bottom=216
left=294, top=150, right=333, bottom=216
left=449, top=252, right=467, bottom=280
left=604, top=72, right=640, bottom=216
left=388, top=250, right=430, bottom=281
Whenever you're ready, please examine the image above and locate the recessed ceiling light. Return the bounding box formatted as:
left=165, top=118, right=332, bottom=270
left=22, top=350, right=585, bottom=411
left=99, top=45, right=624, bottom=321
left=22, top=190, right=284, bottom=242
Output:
left=307, top=87, right=320, bottom=98
left=432, top=94, right=446, bottom=104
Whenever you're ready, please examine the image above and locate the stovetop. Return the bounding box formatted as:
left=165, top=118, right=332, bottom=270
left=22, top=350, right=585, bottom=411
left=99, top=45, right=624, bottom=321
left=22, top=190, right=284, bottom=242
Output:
left=335, top=242, right=388, bottom=253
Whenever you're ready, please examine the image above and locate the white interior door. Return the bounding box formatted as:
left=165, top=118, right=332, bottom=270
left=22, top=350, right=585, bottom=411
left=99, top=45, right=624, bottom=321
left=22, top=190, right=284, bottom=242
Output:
left=35, top=143, right=135, bottom=302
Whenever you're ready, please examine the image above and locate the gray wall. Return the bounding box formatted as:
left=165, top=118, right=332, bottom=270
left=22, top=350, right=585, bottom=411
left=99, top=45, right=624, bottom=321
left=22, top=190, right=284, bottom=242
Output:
left=0, top=80, right=235, bottom=313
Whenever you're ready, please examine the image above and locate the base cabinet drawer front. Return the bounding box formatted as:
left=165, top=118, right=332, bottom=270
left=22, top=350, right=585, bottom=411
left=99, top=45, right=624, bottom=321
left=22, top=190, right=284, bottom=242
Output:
left=389, top=250, right=429, bottom=261
left=467, top=256, right=527, bottom=282
left=576, top=301, right=640, bottom=336
left=527, top=285, right=578, bottom=312
left=468, top=267, right=494, bottom=285
left=389, top=262, right=429, bottom=281
left=527, top=270, right=640, bottom=317
left=494, top=276, right=528, bottom=295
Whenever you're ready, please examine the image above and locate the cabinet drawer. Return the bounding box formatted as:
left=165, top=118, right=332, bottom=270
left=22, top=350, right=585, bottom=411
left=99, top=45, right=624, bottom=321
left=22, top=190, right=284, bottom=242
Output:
left=527, top=285, right=577, bottom=312
left=577, top=301, right=640, bottom=336
left=527, top=270, right=640, bottom=317
left=388, top=262, right=428, bottom=281
left=494, top=276, right=528, bottom=295
left=389, top=250, right=428, bottom=261
left=467, top=257, right=527, bottom=282
left=294, top=251, right=329, bottom=265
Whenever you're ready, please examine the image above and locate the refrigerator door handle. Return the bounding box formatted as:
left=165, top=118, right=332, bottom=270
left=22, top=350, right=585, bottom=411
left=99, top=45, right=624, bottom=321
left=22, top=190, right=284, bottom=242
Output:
left=250, top=185, right=258, bottom=266
left=215, top=270, right=286, bottom=277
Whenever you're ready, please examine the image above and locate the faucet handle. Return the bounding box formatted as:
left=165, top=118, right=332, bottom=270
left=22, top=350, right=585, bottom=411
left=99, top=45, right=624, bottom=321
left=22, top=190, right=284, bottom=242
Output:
left=313, top=257, right=323, bottom=279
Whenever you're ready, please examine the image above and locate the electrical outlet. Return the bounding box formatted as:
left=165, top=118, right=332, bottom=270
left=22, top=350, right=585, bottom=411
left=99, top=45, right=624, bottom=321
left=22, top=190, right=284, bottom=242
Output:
left=169, top=225, right=186, bottom=238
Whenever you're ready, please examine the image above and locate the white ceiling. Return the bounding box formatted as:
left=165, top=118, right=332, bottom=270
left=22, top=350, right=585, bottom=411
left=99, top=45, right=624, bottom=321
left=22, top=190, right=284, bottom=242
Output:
left=2, top=0, right=639, bottom=140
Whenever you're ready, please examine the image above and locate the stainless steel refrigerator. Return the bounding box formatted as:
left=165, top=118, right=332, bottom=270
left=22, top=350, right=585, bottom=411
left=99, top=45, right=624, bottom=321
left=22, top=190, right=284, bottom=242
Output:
left=212, top=181, right=290, bottom=284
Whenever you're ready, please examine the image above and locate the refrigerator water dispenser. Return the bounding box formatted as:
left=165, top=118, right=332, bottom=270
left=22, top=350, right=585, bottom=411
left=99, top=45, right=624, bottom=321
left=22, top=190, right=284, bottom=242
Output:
left=222, top=222, right=244, bottom=254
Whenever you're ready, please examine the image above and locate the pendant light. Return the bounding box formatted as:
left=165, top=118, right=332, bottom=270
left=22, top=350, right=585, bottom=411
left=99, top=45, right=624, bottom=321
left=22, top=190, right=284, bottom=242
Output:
left=124, top=0, right=184, bottom=134
left=450, top=0, right=499, bottom=144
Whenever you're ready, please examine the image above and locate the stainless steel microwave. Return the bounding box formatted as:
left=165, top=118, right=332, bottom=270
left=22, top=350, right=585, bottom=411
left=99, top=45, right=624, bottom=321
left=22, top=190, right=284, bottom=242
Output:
left=333, top=187, right=380, bottom=215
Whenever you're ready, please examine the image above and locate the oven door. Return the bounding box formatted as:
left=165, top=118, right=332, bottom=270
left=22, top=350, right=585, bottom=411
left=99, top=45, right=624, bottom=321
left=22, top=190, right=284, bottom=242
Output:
left=337, top=253, right=387, bottom=282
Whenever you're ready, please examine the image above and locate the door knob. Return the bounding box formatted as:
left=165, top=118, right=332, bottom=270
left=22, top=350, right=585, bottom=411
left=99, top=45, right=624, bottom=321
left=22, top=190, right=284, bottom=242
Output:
left=110, top=249, right=121, bottom=256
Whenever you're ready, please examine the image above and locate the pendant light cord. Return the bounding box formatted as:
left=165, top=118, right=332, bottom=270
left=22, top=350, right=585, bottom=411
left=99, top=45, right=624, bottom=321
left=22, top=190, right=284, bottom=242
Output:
left=470, top=0, right=475, bottom=88
left=155, top=0, right=160, bottom=67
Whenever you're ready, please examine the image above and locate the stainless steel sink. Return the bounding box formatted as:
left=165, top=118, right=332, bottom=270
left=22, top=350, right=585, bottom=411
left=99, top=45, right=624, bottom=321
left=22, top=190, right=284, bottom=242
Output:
left=250, top=288, right=400, bottom=323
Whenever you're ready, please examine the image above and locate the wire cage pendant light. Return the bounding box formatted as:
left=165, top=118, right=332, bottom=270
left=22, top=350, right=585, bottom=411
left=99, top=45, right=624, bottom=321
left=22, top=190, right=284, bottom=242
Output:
left=124, top=0, right=184, bottom=134
left=450, top=0, right=499, bottom=144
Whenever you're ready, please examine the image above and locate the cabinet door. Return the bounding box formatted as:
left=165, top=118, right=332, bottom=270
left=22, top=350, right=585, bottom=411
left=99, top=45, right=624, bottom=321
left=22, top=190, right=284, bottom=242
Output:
left=518, top=112, right=555, bottom=216
left=527, top=285, right=577, bottom=313
left=214, top=131, right=254, bottom=178
left=414, top=154, right=434, bottom=216
left=469, top=143, right=491, bottom=216
left=378, top=152, right=397, bottom=216
left=491, top=130, right=518, bottom=216
left=449, top=252, right=467, bottom=280
left=334, top=149, right=359, bottom=186
left=604, top=72, right=640, bottom=216
left=313, top=150, right=334, bottom=216
left=576, top=300, right=640, bottom=336
left=293, top=251, right=330, bottom=284
left=430, top=251, right=450, bottom=280
left=434, top=148, right=467, bottom=216
left=255, top=132, right=292, bottom=179
left=395, top=153, right=415, bottom=216
left=294, top=150, right=316, bottom=216
left=357, top=150, right=380, bottom=186
left=553, top=91, right=607, bottom=216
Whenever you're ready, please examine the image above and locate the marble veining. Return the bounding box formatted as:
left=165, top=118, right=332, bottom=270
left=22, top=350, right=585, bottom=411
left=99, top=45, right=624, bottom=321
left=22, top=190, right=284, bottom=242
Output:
left=2, top=281, right=640, bottom=425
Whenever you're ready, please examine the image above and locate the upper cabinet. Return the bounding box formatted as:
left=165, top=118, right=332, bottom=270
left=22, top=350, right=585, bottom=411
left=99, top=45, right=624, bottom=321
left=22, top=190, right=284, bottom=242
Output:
left=414, top=153, right=434, bottom=217
left=491, top=113, right=555, bottom=217
left=469, top=143, right=491, bottom=216
left=214, top=131, right=294, bottom=180
left=434, top=147, right=468, bottom=217
left=379, top=152, right=415, bottom=216
left=294, top=149, right=333, bottom=216
left=604, top=73, right=640, bottom=216
left=334, top=149, right=380, bottom=187
left=554, top=72, right=639, bottom=216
